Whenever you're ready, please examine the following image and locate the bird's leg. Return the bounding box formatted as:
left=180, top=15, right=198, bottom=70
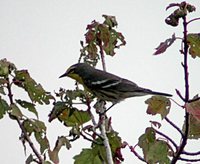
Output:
left=94, top=99, right=107, bottom=114
left=104, top=103, right=116, bottom=113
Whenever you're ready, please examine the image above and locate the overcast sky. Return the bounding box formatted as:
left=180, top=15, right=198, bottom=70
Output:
left=0, top=0, right=200, bottom=163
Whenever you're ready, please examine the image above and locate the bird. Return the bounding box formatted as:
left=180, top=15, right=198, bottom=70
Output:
left=59, top=63, right=172, bottom=109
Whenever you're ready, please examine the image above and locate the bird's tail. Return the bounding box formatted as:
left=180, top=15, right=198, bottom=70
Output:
left=137, top=88, right=172, bottom=97
left=149, top=90, right=172, bottom=97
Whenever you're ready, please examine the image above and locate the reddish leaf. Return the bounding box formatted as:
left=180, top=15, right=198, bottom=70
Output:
left=186, top=98, right=200, bottom=121
left=153, top=34, right=176, bottom=55
left=183, top=115, right=200, bottom=139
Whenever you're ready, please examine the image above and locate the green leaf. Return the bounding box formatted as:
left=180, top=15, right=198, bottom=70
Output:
left=0, top=86, right=6, bottom=95
left=73, top=149, right=102, bottom=164
left=35, top=131, right=49, bottom=154
left=0, top=98, right=9, bottom=119
left=23, top=119, right=49, bottom=154
left=0, top=58, right=16, bottom=77
left=107, top=131, right=122, bottom=156
left=23, top=119, right=46, bottom=134
left=14, top=70, right=53, bottom=104
left=145, top=96, right=171, bottom=119
left=43, top=161, right=52, bottom=164
left=25, top=154, right=33, bottom=164
left=10, top=103, right=23, bottom=119
left=138, top=127, right=170, bottom=163
left=49, top=101, right=67, bottom=122
left=58, top=107, right=91, bottom=127
left=16, top=99, right=38, bottom=118
left=147, top=140, right=170, bottom=164
left=187, top=33, right=200, bottom=58
left=102, top=15, right=118, bottom=28
left=48, top=136, right=71, bottom=163
left=0, top=78, right=7, bottom=95
left=26, top=119, right=49, bottom=153
left=138, top=127, right=156, bottom=154
left=92, top=131, right=123, bottom=163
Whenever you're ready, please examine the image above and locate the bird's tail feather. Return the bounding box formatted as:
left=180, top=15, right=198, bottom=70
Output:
left=138, top=88, right=172, bottom=97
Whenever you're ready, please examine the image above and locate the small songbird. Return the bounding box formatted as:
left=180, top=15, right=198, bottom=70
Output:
left=60, top=63, right=172, bottom=107
left=60, top=63, right=172, bottom=104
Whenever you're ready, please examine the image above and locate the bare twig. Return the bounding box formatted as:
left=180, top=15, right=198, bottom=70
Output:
left=165, top=117, right=184, bottom=137
left=187, top=17, right=200, bottom=25
left=182, top=150, right=200, bottom=156
left=179, top=157, right=200, bottom=162
left=129, top=145, right=146, bottom=162
left=99, top=40, right=106, bottom=71
left=175, top=89, right=185, bottom=102
left=170, top=98, right=184, bottom=109
left=154, top=129, right=178, bottom=151
left=80, top=131, right=103, bottom=145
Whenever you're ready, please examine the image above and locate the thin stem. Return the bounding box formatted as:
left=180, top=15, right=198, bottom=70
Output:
left=155, top=129, right=178, bottom=151
left=165, top=117, right=184, bottom=137
left=175, top=89, right=185, bottom=101
left=80, top=131, right=102, bottom=145
left=169, top=98, right=184, bottom=108
left=182, top=150, right=200, bottom=156
left=17, top=119, right=44, bottom=163
left=6, top=78, right=44, bottom=164
left=179, top=157, right=200, bottom=162
left=187, top=17, right=200, bottom=25
left=129, top=145, right=145, bottom=162
left=99, top=40, right=106, bottom=72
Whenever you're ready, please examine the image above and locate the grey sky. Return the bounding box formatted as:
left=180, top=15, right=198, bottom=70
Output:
left=0, top=0, right=200, bottom=163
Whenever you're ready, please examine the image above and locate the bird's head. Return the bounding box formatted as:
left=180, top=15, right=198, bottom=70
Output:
left=59, top=63, right=89, bottom=85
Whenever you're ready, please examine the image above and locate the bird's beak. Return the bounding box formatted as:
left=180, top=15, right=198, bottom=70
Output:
left=59, top=72, right=68, bottom=78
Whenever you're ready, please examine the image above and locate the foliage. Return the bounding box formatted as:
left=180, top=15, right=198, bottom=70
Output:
left=0, top=2, right=200, bottom=164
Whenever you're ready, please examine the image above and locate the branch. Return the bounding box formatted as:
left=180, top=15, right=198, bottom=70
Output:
left=179, top=157, right=200, bottom=162
left=80, top=131, right=102, bottom=145
left=170, top=98, right=184, bottom=109
left=154, top=129, right=178, bottom=151
left=6, top=78, right=44, bottom=163
left=182, top=150, right=200, bottom=156
left=96, top=38, right=113, bottom=163
left=129, top=145, right=146, bottom=162
left=187, top=17, right=200, bottom=25
left=99, top=40, right=106, bottom=72
left=17, top=118, right=44, bottom=163
left=98, top=102, right=113, bottom=164
left=175, top=89, right=185, bottom=102
left=171, top=15, right=190, bottom=164
left=165, top=117, right=184, bottom=137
